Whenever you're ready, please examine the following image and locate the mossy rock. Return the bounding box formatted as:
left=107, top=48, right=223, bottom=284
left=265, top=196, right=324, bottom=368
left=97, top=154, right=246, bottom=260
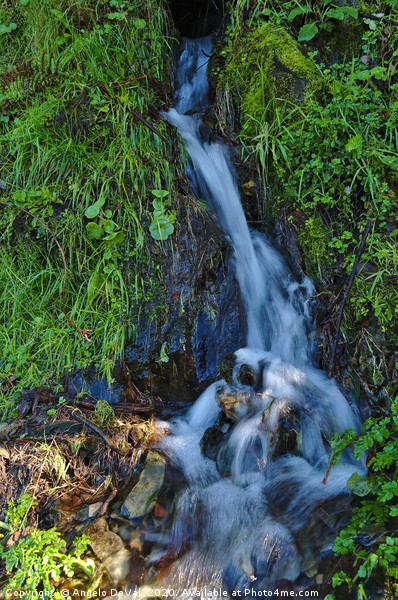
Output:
left=218, top=24, right=322, bottom=137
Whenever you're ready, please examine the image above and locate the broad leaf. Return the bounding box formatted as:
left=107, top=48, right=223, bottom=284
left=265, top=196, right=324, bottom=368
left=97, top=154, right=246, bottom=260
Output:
left=149, top=216, right=174, bottom=241
left=103, top=231, right=125, bottom=245
left=101, top=219, right=116, bottom=234
left=298, top=22, right=318, bottom=42
left=86, top=222, right=103, bottom=239
left=288, top=6, right=308, bottom=20
left=347, top=472, right=373, bottom=497
left=326, top=8, right=345, bottom=19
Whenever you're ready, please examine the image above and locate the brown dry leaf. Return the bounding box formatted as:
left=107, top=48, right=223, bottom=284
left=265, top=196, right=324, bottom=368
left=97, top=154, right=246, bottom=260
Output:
left=0, top=446, right=10, bottom=459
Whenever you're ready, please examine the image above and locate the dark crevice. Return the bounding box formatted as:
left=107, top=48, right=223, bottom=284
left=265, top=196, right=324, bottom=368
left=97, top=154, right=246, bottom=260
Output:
left=168, top=0, right=226, bottom=37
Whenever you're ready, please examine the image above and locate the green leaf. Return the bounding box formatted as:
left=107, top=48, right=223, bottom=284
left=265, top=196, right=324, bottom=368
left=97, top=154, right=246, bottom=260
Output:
left=0, top=22, right=17, bottom=35
left=85, top=198, right=105, bottom=219
left=50, top=9, right=65, bottom=21
left=288, top=6, right=308, bottom=20
left=85, top=204, right=100, bottom=219
left=86, top=222, right=104, bottom=239
left=107, top=12, right=126, bottom=20
left=326, top=8, right=345, bottom=19
left=149, top=216, right=174, bottom=241
left=152, top=199, right=164, bottom=212
left=103, top=231, right=125, bottom=245
left=100, top=219, right=116, bottom=234
left=151, top=189, right=169, bottom=199
left=347, top=472, right=373, bottom=496
left=340, top=6, right=358, bottom=18
left=134, top=19, right=146, bottom=29
left=159, top=342, right=169, bottom=362
left=345, top=133, right=363, bottom=152
left=298, top=22, right=318, bottom=42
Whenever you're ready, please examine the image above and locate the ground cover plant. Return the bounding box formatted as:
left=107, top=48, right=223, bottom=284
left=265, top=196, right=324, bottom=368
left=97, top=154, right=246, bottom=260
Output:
left=0, top=0, right=177, bottom=419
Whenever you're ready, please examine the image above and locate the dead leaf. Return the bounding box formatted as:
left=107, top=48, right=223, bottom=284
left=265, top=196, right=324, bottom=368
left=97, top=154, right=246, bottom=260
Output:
left=0, top=446, right=10, bottom=459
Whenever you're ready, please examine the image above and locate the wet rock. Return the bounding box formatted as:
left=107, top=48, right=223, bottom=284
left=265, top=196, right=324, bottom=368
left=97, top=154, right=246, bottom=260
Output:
left=217, top=387, right=252, bottom=421
left=250, top=521, right=301, bottom=583
left=84, top=517, right=131, bottom=584
left=76, top=501, right=102, bottom=520
left=124, top=212, right=241, bottom=407
left=200, top=411, right=231, bottom=459
left=216, top=352, right=236, bottom=386
left=236, top=363, right=257, bottom=387
left=120, top=450, right=166, bottom=522
left=263, top=399, right=301, bottom=459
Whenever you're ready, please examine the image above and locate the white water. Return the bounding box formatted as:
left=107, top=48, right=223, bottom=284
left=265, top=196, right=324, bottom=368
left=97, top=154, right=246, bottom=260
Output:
left=147, top=38, right=364, bottom=597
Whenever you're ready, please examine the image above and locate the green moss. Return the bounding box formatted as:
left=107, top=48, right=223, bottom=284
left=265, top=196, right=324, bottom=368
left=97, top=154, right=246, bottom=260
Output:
left=298, top=216, right=332, bottom=281
left=218, top=24, right=322, bottom=136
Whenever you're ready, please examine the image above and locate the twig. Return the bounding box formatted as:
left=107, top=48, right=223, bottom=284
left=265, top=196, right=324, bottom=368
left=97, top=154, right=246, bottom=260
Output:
left=71, top=410, right=128, bottom=456
left=96, top=486, right=118, bottom=517
left=126, top=107, right=167, bottom=141
left=0, top=200, right=90, bottom=341
left=359, top=12, right=398, bottom=27
left=322, top=448, right=336, bottom=485
left=328, top=220, right=372, bottom=377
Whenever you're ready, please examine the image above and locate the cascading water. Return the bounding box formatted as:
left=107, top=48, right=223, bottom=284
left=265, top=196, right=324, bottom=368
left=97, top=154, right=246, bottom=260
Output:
left=141, top=38, right=365, bottom=597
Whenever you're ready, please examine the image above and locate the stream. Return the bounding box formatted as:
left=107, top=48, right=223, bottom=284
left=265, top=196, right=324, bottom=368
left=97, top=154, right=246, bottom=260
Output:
left=141, top=37, right=365, bottom=598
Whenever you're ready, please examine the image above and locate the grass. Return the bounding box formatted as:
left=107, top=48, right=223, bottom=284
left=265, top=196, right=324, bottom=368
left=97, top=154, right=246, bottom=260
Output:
left=0, top=0, right=178, bottom=418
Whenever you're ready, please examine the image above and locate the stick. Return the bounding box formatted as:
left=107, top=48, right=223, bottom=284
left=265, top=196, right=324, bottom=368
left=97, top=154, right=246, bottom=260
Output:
left=71, top=411, right=128, bottom=456
left=328, top=220, right=372, bottom=377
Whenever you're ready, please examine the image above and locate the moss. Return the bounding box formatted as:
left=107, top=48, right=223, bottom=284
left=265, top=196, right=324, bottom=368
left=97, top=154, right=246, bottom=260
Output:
left=218, top=24, right=322, bottom=137
left=298, top=216, right=333, bottom=280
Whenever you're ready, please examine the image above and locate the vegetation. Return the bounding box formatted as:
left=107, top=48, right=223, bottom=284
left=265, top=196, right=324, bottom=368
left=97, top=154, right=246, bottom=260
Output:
left=326, top=398, right=398, bottom=598
left=0, top=494, right=94, bottom=596
left=0, top=0, right=177, bottom=418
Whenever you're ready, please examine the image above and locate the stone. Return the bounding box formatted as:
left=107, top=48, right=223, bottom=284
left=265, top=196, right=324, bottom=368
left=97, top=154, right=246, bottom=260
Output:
left=85, top=517, right=131, bottom=584
left=217, top=387, right=252, bottom=421
left=120, top=450, right=166, bottom=522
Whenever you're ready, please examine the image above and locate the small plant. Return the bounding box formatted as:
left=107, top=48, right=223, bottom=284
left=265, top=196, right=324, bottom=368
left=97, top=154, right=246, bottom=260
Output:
left=94, top=399, right=115, bottom=426
left=0, top=494, right=94, bottom=596
left=325, top=398, right=398, bottom=598
left=149, top=189, right=176, bottom=241
left=85, top=199, right=125, bottom=245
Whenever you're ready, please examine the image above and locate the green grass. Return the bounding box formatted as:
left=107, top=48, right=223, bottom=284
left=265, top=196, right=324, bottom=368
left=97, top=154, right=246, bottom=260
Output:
left=0, top=0, right=177, bottom=417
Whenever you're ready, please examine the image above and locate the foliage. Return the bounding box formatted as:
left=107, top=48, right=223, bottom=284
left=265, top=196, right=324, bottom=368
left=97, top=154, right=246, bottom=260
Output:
left=0, top=494, right=94, bottom=597
left=94, top=399, right=115, bottom=426
left=325, top=398, right=398, bottom=597
left=230, top=30, right=398, bottom=341
left=0, top=0, right=176, bottom=412
left=248, top=0, right=358, bottom=42
left=149, top=189, right=176, bottom=241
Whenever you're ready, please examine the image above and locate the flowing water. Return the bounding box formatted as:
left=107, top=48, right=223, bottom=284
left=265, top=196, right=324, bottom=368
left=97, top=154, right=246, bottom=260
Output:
left=143, top=38, right=364, bottom=597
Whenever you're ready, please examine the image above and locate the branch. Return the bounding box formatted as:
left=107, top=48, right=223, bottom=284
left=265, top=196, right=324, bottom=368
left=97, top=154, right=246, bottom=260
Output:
left=328, top=220, right=372, bottom=377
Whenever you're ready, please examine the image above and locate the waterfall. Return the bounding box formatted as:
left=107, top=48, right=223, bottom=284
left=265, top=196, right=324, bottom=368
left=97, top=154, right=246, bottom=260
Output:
left=143, top=37, right=364, bottom=597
